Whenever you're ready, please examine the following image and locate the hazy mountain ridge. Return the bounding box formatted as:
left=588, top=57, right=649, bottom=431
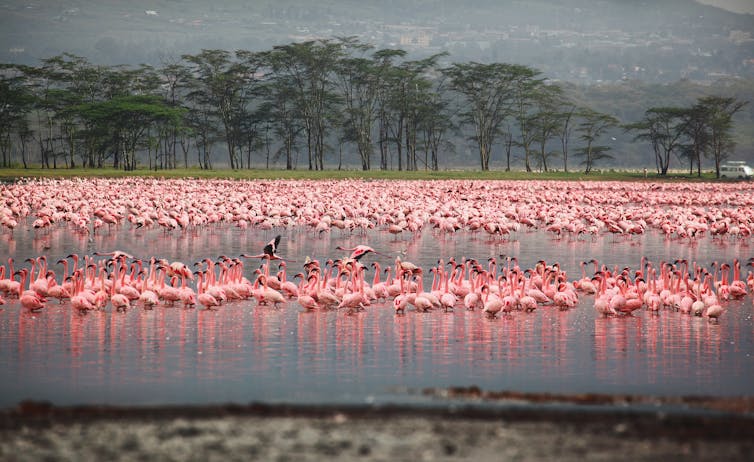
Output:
left=2, top=0, right=752, bottom=84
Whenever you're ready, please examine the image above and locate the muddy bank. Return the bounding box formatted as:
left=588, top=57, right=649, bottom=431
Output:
left=1, top=401, right=753, bottom=461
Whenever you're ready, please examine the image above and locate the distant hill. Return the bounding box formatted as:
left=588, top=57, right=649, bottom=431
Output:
left=2, top=0, right=752, bottom=84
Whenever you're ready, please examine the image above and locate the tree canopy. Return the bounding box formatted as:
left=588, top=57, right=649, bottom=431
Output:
left=0, top=39, right=749, bottom=173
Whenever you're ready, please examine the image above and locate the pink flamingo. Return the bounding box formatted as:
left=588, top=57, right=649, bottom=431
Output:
left=17, top=269, right=45, bottom=312
left=440, top=270, right=457, bottom=311
left=705, top=303, right=724, bottom=322
left=28, top=257, right=50, bottom=297
left=46, top=270, right=71, bottom=303
left=195, top=271, right=220, bottom=310
left=294, top=273, right=319, bottom=310
left=277, top=262, right=299, bottom=299
left=138, top=271, right=160, bottom=309
left=370, top=262, right=389, bottom=302
left=109, top=273, right=130, bottom=312
left=335, top=244, right=389, bottom=261
left=71, top=271, right=96, bottom=313
left=463, top=269, right=482, bottom=311
left=481, top=284, right=503, bottom=318
left=241, top=235, right=289, bottom=261
left=255, top=274, right=285, bottom=307
left=518, top=275, right=537, bottom=312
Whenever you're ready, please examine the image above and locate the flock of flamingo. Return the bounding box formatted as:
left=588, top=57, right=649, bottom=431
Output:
left=1, top=177, right=753, bottom=322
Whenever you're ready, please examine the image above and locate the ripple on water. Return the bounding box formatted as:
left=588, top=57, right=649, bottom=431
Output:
left=0, top=224, right=753, bottom=406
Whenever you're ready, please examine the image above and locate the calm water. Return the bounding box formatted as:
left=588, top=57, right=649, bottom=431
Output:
left=1, top=223, right=753, bottom=407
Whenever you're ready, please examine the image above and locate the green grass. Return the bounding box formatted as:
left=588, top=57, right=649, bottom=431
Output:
left=0, top=166, right=722, bottom=182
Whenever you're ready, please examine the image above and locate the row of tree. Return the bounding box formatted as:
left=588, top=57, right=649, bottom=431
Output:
left=626, top=97, right=748, bottom=177
left=0, top=38, right=747, bottom=175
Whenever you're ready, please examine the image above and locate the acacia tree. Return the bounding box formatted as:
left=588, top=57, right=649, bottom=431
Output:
left=0, top=69, right=34, bottom=167
left=443, top=62, right=517, bottom=171
left=40, top=54, right=118, bottom=169
left=75, top=95, right=185, bottom=170
left=625, top=107, right=687, bottom=175
left=76, top=95, right=183, bottom=171
left=265, top=40, right=342, bottom=170
left=699, top=96, right=748, bottom=178
left=333, top=38, right=381, bottom=170
left=235, top=50, right=267, bottom=169
left=680, top=101, right=710, bottom=177
left=259, top=74, right=301, bottom=170
left=379, top=63, right=408, bottom=170
left=575, top=108, right=618, bottom=174
left=182, top=49, right=251, bottom=169
left=530, top=84, right=565, bottom=172
left=23, top=55, right=75, bottom=168
left=556, top=104, right=577, bottom=173
left=509, top=65, right=546, bottom=172
left=375, top=56, right=438, bottom=171
left=418, top=77, right=454, bottom=171
left=158, top=58, right=192, bottom=169
left=399, top=55, right=444, bottom=171
left=373, top=49, right=407, bottom=170
left=501, top=121, right=515, bottom=171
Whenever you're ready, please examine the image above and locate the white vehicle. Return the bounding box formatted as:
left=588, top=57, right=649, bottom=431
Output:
left=720, top=161, right=753, bottom=179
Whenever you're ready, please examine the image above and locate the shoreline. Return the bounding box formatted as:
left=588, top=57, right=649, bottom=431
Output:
left=2, top=400, right=753, bottom=461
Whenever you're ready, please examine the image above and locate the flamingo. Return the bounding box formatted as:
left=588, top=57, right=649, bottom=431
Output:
left=338, top=266, right=369, bottom=312
left=294, top=273, right=319, bottom=310
left=335, top=244, right=389, bottom=261
left=439, top=270, right=457, bottom=311
left=241, top=235, right=290, bottom=261
left=71, top=271, right=96, bottom=313
left=134, top=270, right=158, bottom=309
left=28, top=257, right=50, bottom=297
left=518, top=276, right=537, bottom=312
left=255, top=275, right=285, bottom=307
left=594, top=275, right=616, bottom=316
left=195, top=271, right=220, bottom=310
left=277, top=262, right=299, bottom=298
left=463, top=270, right=482, bottom=311
left=20, top=289, right=45, bottom=312
left=481, top=285, right=503, bottom=318
left=705, top=303, right=724, bottom=322
left=109, top=274, right=130, bottom=312
left=46, top=271, right=71, bottom=303
left=370, top=262, right=389, bottom=302
left=157, top=267, right=182, bottom=305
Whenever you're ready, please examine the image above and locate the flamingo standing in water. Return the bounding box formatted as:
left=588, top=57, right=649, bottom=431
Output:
left=27, top=257, right=50, bottom=297
left=705, top=303, right=724, bottom=322
left=138, top=272, right=160, bottom=309
left=370, top=262, right=389, bottom=302
left=10, top=268, right=42, bottom=311
left=195, top=271, right=220, bottom=310
left=518, top=275, right=537, bottom=312
left=463, top=269, right=483, bottom=310
left=337, top=265, right=370, bottom=312
left=254, top=274, right=286, bottom=307
left=109, top=272, right=130, bottom=312
left=70, top=270, right=96, bottom=313
left=481, top=285, right=503, bottom=318
left=439, top=270, right=457, bottom=312
left=19, top=270, right=45, bottom=312
left=277, top=262, right=299, bottom=298
left=594, top=275, right=616, bottom=316
left=294, top=273, right=319, bottom=310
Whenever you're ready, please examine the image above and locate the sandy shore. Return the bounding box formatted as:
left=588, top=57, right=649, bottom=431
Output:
left=1, top=402, right=753, bottom=461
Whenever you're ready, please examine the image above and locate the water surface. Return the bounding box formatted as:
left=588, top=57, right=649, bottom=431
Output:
left=1, top=223, right=752, bottom=407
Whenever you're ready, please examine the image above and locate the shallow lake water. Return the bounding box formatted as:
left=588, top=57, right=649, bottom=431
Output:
left=1, top=223, right=753, bottom=407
